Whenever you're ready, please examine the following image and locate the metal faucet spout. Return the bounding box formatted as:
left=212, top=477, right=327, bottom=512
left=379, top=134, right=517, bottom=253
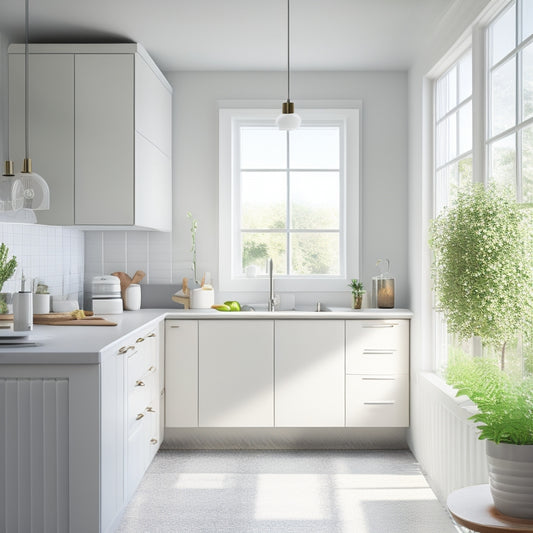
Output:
left=268, top=258, right=276, bottom=311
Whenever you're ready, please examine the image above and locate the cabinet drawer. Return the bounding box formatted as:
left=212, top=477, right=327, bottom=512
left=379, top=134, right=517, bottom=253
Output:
left=346, top=374, right=409, bottom=427
left=127, top=386, right=151, bottom=434
left=346, top=320, right=409, bottom=374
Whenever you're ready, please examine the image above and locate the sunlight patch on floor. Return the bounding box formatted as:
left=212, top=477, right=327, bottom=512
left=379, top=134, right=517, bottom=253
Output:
left=254, top=473, right=330, bottom=521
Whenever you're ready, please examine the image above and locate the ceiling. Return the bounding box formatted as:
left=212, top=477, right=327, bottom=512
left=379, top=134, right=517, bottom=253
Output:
left=0, top=0, right=456, bottom=72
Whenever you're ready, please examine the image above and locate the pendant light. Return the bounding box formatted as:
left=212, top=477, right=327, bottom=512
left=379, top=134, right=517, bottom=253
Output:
left=0, top=162, right=24, bottom=212
left=276, top=0, right=301, bottom=131
left=14, top=0, right=50, bottom=211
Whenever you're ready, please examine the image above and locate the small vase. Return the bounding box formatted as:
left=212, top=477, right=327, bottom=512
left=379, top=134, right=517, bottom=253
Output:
left=352, top=294, right=363, bottom=309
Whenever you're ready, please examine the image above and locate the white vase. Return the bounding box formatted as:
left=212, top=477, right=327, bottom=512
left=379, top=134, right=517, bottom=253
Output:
left=487, top=440, right=533, bottom=518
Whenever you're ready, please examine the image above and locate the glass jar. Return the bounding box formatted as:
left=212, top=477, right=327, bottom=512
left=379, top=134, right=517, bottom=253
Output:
left=371, top=259, right=395, bottom=308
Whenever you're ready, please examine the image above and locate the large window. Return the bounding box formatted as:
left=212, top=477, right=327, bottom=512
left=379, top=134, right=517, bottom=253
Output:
left=487, top=0, right=533, bottom=203
left=434, top=50, right=474, bottom=373
left=432, top=0, right=533, bottom=374
left=219, top=106, right=360, bottom=292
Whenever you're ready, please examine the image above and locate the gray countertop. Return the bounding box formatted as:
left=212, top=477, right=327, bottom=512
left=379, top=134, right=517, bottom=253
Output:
left=0, top=307, right=412, bottom=365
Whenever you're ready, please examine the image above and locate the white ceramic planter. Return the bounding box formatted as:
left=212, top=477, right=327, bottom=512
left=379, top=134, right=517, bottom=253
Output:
left=486, top=440, right=533, bottom=518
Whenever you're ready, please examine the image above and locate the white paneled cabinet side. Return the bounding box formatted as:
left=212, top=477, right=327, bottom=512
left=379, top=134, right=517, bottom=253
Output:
left=8, top=43, right=172, bottom=231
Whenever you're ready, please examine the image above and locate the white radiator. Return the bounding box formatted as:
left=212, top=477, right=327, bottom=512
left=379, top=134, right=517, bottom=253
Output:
left=411, top=373, right=488, bottom=503
left=0, top=378, right=69, bottom=533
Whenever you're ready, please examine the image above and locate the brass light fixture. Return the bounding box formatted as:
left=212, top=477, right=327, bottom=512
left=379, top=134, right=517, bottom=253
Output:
left=14, top=0, right=50, bottom=211
left=276, top=0, right=301, bottom=131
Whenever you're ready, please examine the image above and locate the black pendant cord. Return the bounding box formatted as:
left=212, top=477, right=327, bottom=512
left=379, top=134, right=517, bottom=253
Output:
left=24, top=0, right=30, bottom=160
left=287, top=0, right=290, bottom=103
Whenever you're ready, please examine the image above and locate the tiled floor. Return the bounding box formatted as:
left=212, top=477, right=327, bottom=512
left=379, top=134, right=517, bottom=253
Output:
left=117, top=450, right=459, bottom=532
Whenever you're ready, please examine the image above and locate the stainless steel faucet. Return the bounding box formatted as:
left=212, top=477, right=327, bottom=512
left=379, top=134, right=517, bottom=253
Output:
left=268, top=258, right=276, bottom=311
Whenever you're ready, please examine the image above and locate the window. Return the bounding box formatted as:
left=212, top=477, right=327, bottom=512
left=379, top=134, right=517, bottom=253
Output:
left=432, top=0, right=533, bottom=375
left=434, top=50, right=473, bottom=214
left=487, top=0, right=533, bottom=203
left=219, top=105, right=360, bottom=292
left=433, top=50, right=474, bottom=374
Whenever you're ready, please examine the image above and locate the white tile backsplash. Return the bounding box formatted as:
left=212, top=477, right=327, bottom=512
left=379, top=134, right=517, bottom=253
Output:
left=0, top=222, right=84, bottom=305
left=84, top=231, right=172, bottom=286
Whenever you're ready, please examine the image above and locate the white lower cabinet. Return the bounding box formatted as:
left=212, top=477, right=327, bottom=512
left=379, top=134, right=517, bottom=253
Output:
left=124, top=325, right=162, bottom=500
left=345, top=374, right=409, bottom=427
left=275, top=320, right=345, bottom=427
left=165, top=320, right=199, bottom=427
left=198, top=320, right=274, bottom=427
left=164, top=317, right=409, bottom=431
left=345, top=319, right=409, bottom=427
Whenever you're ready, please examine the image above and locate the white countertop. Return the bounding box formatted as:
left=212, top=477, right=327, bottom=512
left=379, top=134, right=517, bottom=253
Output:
left=0, top=307, right=412, bottom=365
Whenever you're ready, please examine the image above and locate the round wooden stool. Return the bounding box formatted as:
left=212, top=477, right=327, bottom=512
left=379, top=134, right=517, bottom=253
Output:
left=447, top=484, right=533, bottom=532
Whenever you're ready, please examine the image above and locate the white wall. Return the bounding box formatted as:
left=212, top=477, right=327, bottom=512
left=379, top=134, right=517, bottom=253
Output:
left=169, top=70, right=409, bottom=307
left=407, top=0, right=492, bottom=501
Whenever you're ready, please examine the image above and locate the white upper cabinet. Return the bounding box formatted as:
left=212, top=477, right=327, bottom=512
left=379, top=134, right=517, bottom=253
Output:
left=8, top=43, right=172, bottom=231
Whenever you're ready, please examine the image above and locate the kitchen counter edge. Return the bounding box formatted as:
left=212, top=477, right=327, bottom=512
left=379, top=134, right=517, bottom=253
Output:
left=0, top=308, right=412, bottom=364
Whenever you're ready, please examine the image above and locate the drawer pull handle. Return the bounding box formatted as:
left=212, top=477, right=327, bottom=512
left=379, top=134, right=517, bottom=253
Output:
left=118, top=345, right=135, bottom=354
left=362, top=323, right=399, bottom=328
left=148, top=365, right=156, bottom=373
left=364, top=401, right=395, bottom=405
left=170, top=325, right=181, bottom=328
left=135, top=380, right=146, bottom=387
left=146, top=406, right=156, bottom=413
left=363, top=350, right=396, bottom=355
left=361, top=377, right=396, bottom=381
left=136, top=337, right=145, bottom=343
left=136, top=413, right=145, bottom=420
left=147, top=332, right=156, bottom=338
left=150, top=438, right=158, bottom=445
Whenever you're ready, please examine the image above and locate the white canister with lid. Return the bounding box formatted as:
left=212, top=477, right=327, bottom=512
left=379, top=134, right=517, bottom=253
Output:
left=124, top=284, right=141, bottom=311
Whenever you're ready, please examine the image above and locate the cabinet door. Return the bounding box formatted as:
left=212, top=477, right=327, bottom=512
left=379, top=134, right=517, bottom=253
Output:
left=100, top=346, right=125, bottom=531
left=165, top=320, right=199, bottom=427
left=199, top=320, right=274, bottom=427
left=275, top=320, right=345, bottom=427
left=9, top=53, right=75, bottom=225
left=74, top=54, right=134, bottom=225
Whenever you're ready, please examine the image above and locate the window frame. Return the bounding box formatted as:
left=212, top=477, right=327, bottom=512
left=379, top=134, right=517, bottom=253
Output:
left=219, top=103, right=361, bottom=293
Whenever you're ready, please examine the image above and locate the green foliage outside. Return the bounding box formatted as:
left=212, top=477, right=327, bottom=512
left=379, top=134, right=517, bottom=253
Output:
left=446, top=352, right=533, bottom=444
left=241, top=203, right=340, bottom=275
left=429, top=183, right=533, bottom=368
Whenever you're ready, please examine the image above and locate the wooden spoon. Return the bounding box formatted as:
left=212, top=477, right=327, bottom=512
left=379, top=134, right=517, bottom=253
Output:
left=111, top=272, right=132, bottom=304
left=131, top=270, right=146, bottom=285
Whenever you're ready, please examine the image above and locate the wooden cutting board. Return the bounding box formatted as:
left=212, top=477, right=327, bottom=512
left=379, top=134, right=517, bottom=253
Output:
left=0, top=313, right=117, bottom=326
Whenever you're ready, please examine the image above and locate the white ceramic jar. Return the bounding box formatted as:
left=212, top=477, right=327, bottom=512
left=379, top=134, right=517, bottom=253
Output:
left=124, top=284, right=141, bottom=311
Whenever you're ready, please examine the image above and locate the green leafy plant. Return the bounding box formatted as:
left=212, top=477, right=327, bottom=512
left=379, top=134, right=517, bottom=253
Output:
left=446, top=353, right=533, bottom=444
left=348, top=278, right=365, bottom=296
left=0, top=243, right=17, bottom=292
left=429, top=183, right=533, bottom=369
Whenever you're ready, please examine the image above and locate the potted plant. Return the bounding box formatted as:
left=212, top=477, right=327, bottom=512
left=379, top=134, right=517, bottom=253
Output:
left=429, top=183, right=533, bottom=518
left=348, top=279, right=365, bottom=309
left=0, top=243, right=17, bottom=314
left=446, top=353, right=533, bottom=518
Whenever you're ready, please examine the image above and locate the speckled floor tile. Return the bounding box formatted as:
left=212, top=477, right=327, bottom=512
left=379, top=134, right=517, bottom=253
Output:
left=116, top=450, right=459, bottom=533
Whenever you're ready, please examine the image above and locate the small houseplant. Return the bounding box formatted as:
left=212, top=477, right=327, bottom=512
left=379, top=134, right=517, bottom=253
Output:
left=429, top=183, right=533, bottom=518
left=0, top=243, right=17, bottom=314
left=348, top=279, right=365, bottom=309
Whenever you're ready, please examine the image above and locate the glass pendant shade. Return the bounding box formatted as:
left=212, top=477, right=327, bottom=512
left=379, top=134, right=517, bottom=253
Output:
left=0, top=163, right=24, bottom=212
left=15, top=158, right=50, bottom=210
left=276, top=112, right=302, bottom=131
